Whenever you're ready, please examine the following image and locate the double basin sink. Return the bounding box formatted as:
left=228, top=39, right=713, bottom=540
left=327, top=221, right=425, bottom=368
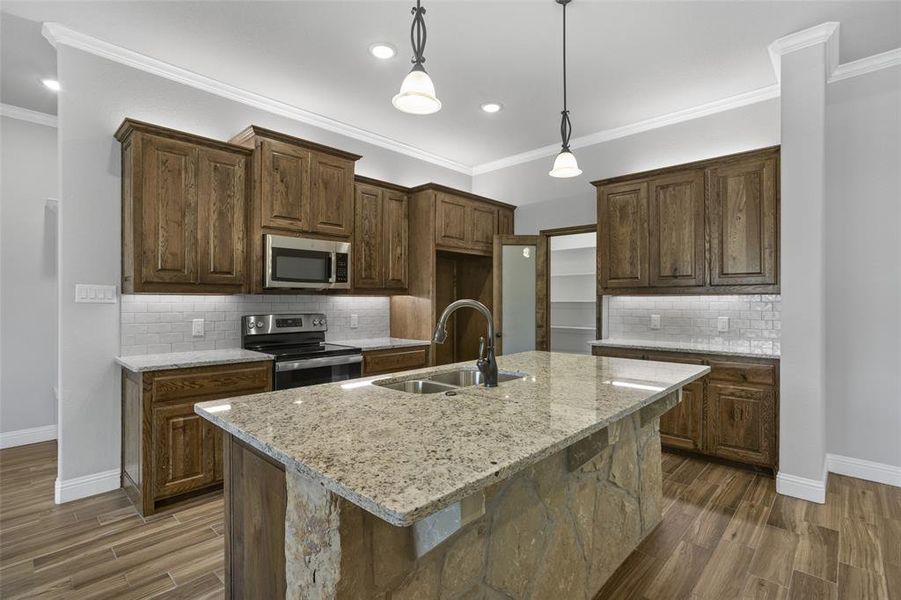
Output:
left=374, top=367, right=527, bottom=394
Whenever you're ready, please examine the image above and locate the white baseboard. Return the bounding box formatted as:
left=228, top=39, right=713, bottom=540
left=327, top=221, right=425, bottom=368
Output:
left=776, top=469, right=827, bottom=504
left=827, top=453, right=901, bottom=488
left=54, top=469, right=120, bottom=504
left=0, top=425, right=57, bottom=449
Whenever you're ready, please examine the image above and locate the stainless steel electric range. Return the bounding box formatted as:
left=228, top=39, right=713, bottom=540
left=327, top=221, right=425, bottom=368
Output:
left=241, top=313, right=362, bottom=390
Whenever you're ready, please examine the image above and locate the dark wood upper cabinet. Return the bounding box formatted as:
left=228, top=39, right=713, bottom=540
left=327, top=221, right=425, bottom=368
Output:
left=259, top=139, right=311, bottom=232
left=382, top=190, right=409, bottom=289
left=117, top=119, right=251, bottom=293
left=469, top=204, right=498, bottom=253
left=310, top=154, right=354, bottom=237
left=354, top=183, right=384, bottom=288
left=594, top=146, right=780, bottom=295
left=598, top=181, right=649, bottom=290
left=352, top=177, right=409, bottom=292
left=708, top=155, right=778, bottom=287
left=648, top=169, right=705, bottom=288
left=435, top=192, right=469, bottom=249
left=197, top=147, right=247, bottom=287
left=423, top=185, right=514, bottom=256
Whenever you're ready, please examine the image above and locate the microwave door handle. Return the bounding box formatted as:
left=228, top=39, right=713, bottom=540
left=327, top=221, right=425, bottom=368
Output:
left=330, top=252, right=337, bottom=283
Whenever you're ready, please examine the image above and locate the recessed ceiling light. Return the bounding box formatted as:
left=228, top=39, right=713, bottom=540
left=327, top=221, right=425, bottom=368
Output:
left=41, top=79, right=60, bottom=92
left=369, top=43, right=396, bottom=60
left=481, top=102, right=503, bottom=113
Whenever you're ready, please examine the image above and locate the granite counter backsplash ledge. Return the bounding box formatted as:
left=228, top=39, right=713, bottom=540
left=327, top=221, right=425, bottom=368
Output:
left=589, top=337, right=780, bottom=358
left=195, top=351, right=708, bottom=526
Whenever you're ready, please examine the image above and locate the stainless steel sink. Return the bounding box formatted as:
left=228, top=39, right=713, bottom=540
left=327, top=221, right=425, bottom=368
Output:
left=373, top=368, right=528, bottom=394
left=426, top=369, right=525, bottom=387
left=376, top=380, right=459, bottom=394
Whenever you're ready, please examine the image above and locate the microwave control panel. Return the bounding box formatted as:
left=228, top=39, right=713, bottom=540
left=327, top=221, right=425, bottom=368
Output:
left=335, top=254, right=349, bottom=283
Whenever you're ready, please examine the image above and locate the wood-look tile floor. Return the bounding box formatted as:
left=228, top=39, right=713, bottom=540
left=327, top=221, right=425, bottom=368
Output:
left=0, top=442, right=224, bottom=599
left=2, top=442, right=898, bottom=599
left=597, top=452, right=900, bottom=600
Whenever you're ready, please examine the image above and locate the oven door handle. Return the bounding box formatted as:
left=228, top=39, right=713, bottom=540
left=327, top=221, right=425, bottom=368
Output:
left=275, top=354, right=363, bottom=372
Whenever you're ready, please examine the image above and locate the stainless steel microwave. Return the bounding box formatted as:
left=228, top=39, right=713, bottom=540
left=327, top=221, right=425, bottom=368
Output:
left=264, top=234, right=351, bottom=290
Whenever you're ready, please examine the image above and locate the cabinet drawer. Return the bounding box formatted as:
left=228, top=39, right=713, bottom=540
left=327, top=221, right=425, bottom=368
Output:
left=363, top=347, right=429, bottom=376
left=644, top=351, right=705, bottom=365
left=591, top=347, right=647, bottom=360
left=708, top=361, right=776, bottom=386
left=149, top=363, right=272, bottom=403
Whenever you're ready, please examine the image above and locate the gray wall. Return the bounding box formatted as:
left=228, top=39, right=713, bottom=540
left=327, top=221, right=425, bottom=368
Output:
left=473, top=98, right=781, bottom=234
left=0, top=116, right=58, bottom=438
left=825, top=66, right=901, bottom=468
left=56, top=46, right=470, bottom=485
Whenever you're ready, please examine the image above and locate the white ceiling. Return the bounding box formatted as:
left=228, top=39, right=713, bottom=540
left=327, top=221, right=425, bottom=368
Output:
left=2, top=1, right=899, bottom=168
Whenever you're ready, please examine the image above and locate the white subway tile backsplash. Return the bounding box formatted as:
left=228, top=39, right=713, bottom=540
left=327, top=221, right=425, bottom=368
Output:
left=607, top=295, right=781, bottom=346
left=119, top=294, right=391, bottom=355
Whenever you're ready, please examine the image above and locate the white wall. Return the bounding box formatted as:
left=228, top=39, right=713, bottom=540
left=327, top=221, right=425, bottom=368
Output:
left=55, top=46, right=471, bottom=492
left=473, top=98, right=781, bottom=234
left=0, top=116, right=58, bottom=446
left=825, top=66, right=901, bottom=470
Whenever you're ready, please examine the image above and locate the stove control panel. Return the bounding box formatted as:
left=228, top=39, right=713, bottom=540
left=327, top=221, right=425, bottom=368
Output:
left=243, top=313, right=328, bottom=335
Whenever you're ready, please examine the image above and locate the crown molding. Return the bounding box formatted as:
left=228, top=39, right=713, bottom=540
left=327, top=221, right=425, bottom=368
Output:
left=0, top=103, right=58, bottom=127
left=768, top=22, right=840, bottom=82
left=829, top=47, right=901, bottom=83
left=40, top=22, right=472, bottom=175
left=472, top=84, right=780, bottom=176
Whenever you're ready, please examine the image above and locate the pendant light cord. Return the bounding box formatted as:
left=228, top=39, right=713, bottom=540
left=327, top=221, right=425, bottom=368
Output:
left=559, top=0, right=573, bottom=152
left=410, top=0, right=427, bottom=67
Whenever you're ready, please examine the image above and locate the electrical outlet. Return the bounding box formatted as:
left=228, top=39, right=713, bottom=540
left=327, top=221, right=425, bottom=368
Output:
left=650, top=314, right=661, bottom=330
left=350, top=314, right=359, bottom=329
left=74, top=284, right=117, bottom=304
left=717, top=316, right=729, bottom=332
left=192, top=318, right=205, bottom=337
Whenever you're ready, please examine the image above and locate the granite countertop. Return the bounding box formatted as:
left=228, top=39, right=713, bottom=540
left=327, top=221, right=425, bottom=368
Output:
left=195, top=351, right=708, bottom=526
left=330, top=337, right=431, bottom=351
left=115, top=349, right=273, bottom=372
left=588, top=338, right=780, bottom=359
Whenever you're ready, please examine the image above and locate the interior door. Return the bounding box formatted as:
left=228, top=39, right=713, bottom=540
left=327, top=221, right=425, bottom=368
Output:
left=492, top=235, right=547, bottom=355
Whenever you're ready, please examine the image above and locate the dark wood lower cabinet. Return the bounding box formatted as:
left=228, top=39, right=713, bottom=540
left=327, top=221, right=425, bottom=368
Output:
left=223, top=433, right=286, bottom=600
left=592, top=346, right=779, bottom=470
left=121, top=361, right=273, bottom=516
left=361, top=346, right=430, bottom=376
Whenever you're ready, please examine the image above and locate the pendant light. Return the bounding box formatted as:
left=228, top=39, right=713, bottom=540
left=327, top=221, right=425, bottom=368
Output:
left=393, top=0, right=442, bottom=115
left=549, top=0, right=582, bottom=178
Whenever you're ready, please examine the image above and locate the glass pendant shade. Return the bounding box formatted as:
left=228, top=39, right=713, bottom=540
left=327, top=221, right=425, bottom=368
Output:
left=548, top=150, right=582, bottom=178
left=392, top=66, right=442, bottom=115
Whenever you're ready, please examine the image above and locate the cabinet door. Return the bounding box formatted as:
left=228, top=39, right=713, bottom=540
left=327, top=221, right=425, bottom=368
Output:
left=260, top=139, right=311, bottom=232
left=197, top=148, right=247, bottom=288
left=469, top=204, right=498, bottom=253
left=383, top=191, right=409, bottom=289
left=498, top=208, right=515, bottom=235
left=708, top=156, right=778, bottom=286
left=354, top=184, right=383, bottom=288
left=598, top=182, right=649, bottom=290
left=435, top=193, right=469, bottom=249
left=310, top=154, right=354, bottom=237
left=707, top=382, right=775, bottom=467
left=648, top=170, right=705, bottom=287
left=660, top=379, right=705, bottom=452
left=140, top=135, right=198, bottom=285
left=152, top=403, right=215, bottom=499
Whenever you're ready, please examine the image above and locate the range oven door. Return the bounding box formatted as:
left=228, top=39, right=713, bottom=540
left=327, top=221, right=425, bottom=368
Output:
left=274, top=354, right=363, bottom=390
left=265, top=234, right=350, bottom=290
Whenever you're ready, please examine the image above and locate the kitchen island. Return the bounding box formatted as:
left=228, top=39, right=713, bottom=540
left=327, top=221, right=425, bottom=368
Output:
left=196, top=351, right=708, bottom=599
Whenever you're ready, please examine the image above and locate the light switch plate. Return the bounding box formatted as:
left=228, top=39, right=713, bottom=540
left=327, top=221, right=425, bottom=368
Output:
left=75, top=284, right=117, bottom=304
left=717, top=316, right=729, bottom=332
left=192, top=318, right=205, bottom=337
left=350, top=314, right=359, bottom=329
left=650, top=314, right=661, bottom=330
